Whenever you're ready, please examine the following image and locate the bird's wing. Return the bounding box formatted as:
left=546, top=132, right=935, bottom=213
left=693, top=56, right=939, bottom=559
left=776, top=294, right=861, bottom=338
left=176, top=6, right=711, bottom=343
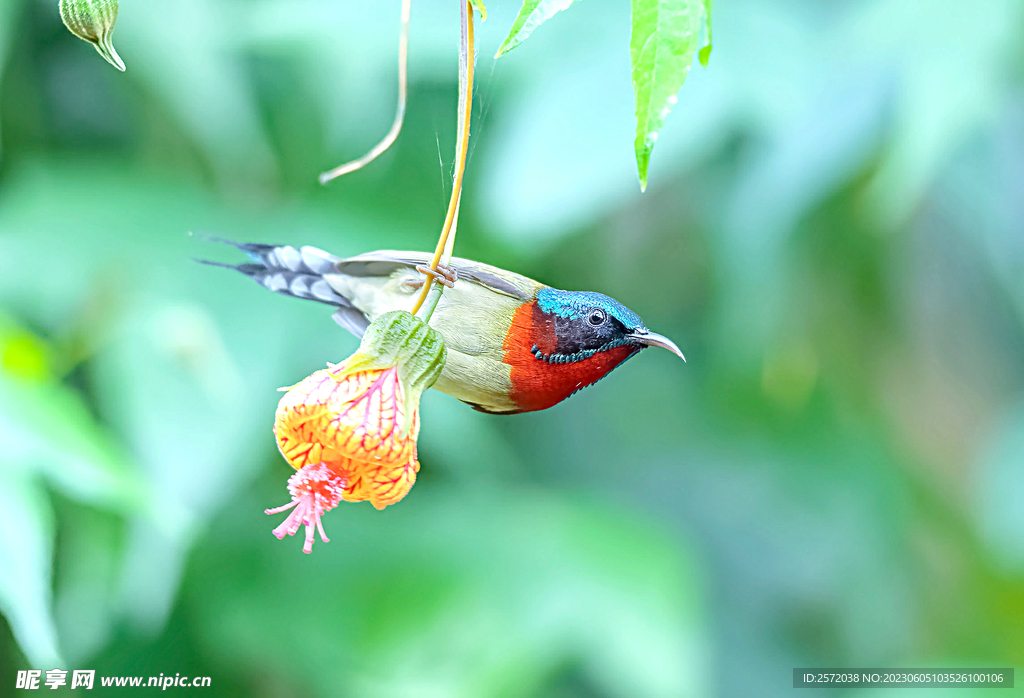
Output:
left=334, top=250, right=546, bottom=302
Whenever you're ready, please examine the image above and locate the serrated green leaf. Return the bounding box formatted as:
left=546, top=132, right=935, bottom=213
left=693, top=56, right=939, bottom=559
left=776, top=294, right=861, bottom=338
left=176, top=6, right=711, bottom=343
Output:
left=469, top=0, right=487, bottom=21
left=698, top=0, right=713, bottom=67
left=630, top=0, right=707, bottom=191
left=495, top=0, right=579, bottom=58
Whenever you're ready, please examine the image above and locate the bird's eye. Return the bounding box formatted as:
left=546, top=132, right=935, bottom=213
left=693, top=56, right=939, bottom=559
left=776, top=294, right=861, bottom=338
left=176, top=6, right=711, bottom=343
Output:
left=587, top=308, right=606, bottom=326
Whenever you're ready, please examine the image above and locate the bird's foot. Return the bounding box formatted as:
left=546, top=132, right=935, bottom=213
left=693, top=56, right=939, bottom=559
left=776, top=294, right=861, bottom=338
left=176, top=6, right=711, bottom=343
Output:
left=416, top=263, right=458, bottom=289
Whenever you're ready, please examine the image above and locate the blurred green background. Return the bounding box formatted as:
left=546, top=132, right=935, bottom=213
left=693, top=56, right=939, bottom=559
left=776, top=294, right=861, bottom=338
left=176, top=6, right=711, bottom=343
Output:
left=2, top=0, right=1024, bottom=696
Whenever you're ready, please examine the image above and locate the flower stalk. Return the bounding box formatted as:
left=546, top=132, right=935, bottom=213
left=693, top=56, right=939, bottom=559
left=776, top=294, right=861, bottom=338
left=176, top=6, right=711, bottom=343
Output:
left=411, top=0, right=475, bottom=319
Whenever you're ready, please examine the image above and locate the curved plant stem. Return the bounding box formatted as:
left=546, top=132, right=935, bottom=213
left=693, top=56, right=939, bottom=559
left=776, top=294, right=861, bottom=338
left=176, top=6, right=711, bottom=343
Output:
left=417, top=195, right=461, bottom=320
left=412, top=0, right=474, bottom=317
left=319, top=0, right=411, bottom=184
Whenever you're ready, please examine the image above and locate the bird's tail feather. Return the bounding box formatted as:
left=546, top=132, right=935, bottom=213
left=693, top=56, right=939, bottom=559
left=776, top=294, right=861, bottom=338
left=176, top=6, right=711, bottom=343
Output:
left=196, top=238, right=351, bottom=309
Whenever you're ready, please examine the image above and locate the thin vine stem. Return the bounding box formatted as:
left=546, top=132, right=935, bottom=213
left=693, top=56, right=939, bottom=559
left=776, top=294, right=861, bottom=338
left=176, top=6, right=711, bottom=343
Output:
left=416, top=195, right=461, bottom=320
left=411, top=0, right=474, bottom=317
left=319, top=0, right=411, bottom=184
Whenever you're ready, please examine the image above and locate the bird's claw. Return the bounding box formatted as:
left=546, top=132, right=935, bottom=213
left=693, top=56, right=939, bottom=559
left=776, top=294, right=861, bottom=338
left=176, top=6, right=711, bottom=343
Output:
left=416, top=263, right=458, bottom=289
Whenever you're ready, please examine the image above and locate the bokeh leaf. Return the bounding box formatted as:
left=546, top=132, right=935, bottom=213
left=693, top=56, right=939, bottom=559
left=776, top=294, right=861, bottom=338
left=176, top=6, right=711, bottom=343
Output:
left=0, top=0, right=25, bottom=161
left=114, top=0, right=277, bottom=189
left=0, top=470, right=62, bottom=669
left=0, top=318, right=146, bottom=510
left=495, top=0, right=579, bottom=57
left=630, top=0, right=707, bottom=190
left=0, top=315, right=145, bottom=669
left=978, top=401, right=1024, bottom=571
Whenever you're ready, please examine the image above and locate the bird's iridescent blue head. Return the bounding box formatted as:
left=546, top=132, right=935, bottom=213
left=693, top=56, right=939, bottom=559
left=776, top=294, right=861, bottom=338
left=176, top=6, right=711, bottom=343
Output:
left=534, top=288, right=685, bottom=362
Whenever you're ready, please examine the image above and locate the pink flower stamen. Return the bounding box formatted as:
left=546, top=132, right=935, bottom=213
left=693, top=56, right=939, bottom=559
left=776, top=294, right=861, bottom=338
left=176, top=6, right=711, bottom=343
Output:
left=264, top=463, right=346, bottom=554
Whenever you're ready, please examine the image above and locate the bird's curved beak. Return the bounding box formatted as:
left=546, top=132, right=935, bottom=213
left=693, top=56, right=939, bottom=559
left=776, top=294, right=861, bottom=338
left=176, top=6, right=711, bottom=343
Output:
left=628, top=329, right=686, bottom=362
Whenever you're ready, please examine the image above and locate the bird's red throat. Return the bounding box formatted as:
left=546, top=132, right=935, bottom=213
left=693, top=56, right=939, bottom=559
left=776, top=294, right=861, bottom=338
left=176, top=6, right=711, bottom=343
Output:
left=502, top=301, right=636, bottom=413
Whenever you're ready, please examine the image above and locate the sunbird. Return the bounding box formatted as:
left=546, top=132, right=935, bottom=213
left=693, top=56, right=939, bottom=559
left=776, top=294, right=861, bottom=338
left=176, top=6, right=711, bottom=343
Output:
left=205, top=241, right=685, bottom=414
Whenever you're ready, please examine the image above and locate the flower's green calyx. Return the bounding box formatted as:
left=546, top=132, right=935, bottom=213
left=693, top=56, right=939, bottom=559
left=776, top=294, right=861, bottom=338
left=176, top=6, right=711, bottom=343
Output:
left=350, top=310, right=447, bottom=400
left=59, top=0, right=125, bottom=72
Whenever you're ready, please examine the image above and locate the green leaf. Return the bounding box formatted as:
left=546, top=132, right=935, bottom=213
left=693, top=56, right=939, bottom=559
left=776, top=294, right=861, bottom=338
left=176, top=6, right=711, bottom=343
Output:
left=630, top=0, right=708, bottom=191
left=0, top=316, right=145, bottom=510
left=0, top=470, right=62, bottom=669
left=469, top=0, right=487, bottom=21
left=0, top=315, right=148, bottom=667
left=495, top=0, right=579, bottom=58
left=698, top=0, right=713, bottom=67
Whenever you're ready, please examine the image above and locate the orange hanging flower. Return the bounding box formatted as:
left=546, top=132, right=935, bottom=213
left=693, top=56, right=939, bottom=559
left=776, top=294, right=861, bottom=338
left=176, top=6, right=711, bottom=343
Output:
left=265, top=310, right=446, bottom=552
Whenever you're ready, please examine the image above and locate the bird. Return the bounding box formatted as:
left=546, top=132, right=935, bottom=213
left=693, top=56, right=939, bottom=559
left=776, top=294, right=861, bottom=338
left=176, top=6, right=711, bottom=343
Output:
left=202, top=241, right=685, bottom=414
